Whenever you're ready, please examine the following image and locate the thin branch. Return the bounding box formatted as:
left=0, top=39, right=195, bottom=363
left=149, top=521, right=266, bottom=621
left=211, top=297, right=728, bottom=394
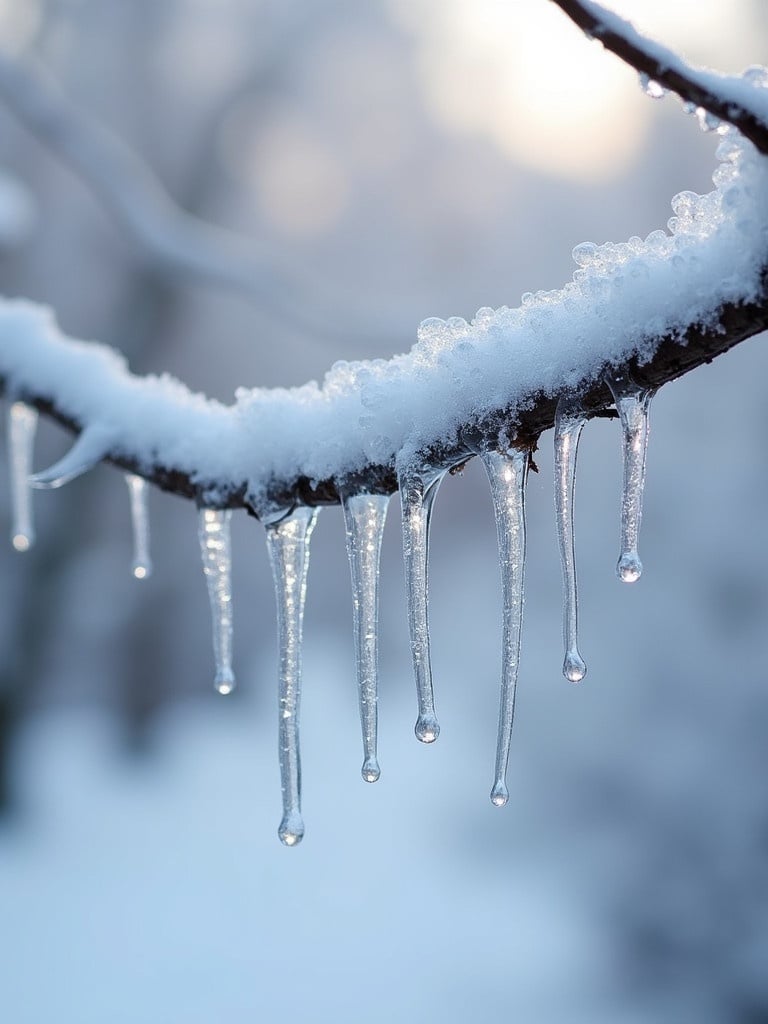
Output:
left=0, top=51, right=402, bottom=345
left=550, top=0, right=768, bottom=155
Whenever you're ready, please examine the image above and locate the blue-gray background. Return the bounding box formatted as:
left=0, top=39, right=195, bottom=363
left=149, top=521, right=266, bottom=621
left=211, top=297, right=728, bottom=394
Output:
left=1, top=1, right=767, bottom=1021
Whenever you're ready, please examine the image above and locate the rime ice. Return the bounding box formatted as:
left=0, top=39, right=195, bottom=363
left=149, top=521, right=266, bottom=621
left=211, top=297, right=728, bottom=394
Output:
left=554, top=397, right=587, bottom=683
left=125, top=474, right=152, bottom=579
left=265, top=507, right=319, bottom=847
left=198, top=508, right=235, bottom=695
left=398, top=466, right=445, bottom=743
left=605, top=372, right=654, bottom=583
left=7, top=400, right=37, bottom=551
left=481, top=449, right=528, bottom=808
left=341, top=491, right=389, bottom=782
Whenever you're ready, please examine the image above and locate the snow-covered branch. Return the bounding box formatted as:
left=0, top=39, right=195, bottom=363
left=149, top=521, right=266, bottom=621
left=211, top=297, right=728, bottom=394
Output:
left=551, top=0, right=768, bottom=154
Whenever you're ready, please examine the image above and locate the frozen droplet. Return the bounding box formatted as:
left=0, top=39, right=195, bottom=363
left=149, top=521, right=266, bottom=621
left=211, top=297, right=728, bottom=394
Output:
left=604, top=372, right=654, bottom=584
left=398, top=466, right=445, bottom=744
left=265, top=507, right=319, bottom=847
left=30, top=427, right=111, bottom=489
left=490, top=780, right=509, bottom=808
left=7, top=401, right=38, bottom=551
left=125, top=474, right=152, bottom=579
left=554, top=396, right=587, bottom=683
left=572, top=242, right=599, bottom=268
left=638, top=73, right=666, bottom=99
left=341, top=490, right=389, bottom=782
left=481, top=448, right=528, bottom=807
left=198, top=507, right=235, bottom=695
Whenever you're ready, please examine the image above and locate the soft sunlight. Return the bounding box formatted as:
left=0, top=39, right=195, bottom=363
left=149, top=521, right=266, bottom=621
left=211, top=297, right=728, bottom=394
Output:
left=391, top=0, right=760, bottom=181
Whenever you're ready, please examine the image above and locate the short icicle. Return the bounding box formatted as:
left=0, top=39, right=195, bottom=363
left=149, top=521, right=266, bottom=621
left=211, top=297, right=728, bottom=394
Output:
left=398, top=466, right=446, bottom=744
left=554, top=396, right=587, bottom=683
left=604, top=371, right=655, bottom=583
left=198, top=507, right=235, bottom=695
left=481, top=448, right=529, bottom=809
left=30, top=427, right=112, bottom=489
left=7, top=401, right=38, bottom=551
left=125, top=474, right=152, bottom=579
left=265, top=507, right=319, bottom=847
left=341, top=490, right=390, bottom=783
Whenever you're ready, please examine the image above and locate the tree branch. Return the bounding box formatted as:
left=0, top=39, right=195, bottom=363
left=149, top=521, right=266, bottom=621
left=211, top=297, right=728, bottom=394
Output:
left=549, top=0, right=768, bottom=155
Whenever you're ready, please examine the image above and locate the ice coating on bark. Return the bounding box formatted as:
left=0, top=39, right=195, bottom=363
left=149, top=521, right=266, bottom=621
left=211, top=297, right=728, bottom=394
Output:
left=554, top=397, right=587, bottom=683
left=265, top=507, right=319, bottom=847
left=605, top=372, right=654, bottom=583
left=7, top=400, right=37, bottom=551
left=481, top=449, right=528, bottom=809
left=29, top=427, right=112, bottom=489
left=125, top=473, right=152, bottom=579
left=398, top=466, right=445, bottom=744
left=198, top=508, right=235, bottom=695
left=341, top=491, right=390, bottom=783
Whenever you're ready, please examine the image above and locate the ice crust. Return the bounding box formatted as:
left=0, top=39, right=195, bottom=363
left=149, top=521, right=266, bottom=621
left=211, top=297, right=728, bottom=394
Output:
left=1, top=120, right=767, bottom=498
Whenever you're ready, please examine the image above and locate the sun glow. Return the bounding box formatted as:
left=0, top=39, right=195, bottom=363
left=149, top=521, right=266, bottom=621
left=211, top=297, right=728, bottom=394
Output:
left=390, top=0, right=760, bottom=181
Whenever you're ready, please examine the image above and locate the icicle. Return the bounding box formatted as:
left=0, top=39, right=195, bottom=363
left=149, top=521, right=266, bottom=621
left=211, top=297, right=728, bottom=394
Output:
left=341, top=490, right=390, bottom=783
left=554, top=397, right=587, bottom=683
left=481, top=448, right=529, bottom=808
left=7, top=401, right=38, bottom=551
left=604, top=371, right=654, bottom=583
left=198, top=508, right=235, bottom=695
left=30, top=427, right=111, bottom=489
left=125, top=474, right=152, bottom=579
left=265, top=507, right=319, bottom=847
left=398, top=466, right=445, bottom=744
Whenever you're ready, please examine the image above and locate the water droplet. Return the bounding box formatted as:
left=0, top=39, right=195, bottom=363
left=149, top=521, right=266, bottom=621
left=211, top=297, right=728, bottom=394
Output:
left=563, top=650, right=587, bottom=683
left=362, top=757, right=381, bottom=783
left=618, top=552, right=642, bottom=583
left=278, top=812, right=305, bottom=847
left=415, top=712, right=439, bottom=743
left=490, top=781, right=509, bottom=808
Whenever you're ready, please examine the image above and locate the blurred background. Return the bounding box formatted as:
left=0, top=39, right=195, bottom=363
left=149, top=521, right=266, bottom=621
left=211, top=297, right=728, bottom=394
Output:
left=1, top=1, right=767, bottom=1021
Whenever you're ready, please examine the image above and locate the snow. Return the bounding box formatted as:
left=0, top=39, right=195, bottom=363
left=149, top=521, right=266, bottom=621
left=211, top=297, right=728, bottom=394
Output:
left=1, top=115, right=768, bottom=500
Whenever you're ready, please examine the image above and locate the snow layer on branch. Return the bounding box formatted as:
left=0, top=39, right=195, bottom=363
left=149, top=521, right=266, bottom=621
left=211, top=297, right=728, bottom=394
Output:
left=1, top=118, right=767, bottom=497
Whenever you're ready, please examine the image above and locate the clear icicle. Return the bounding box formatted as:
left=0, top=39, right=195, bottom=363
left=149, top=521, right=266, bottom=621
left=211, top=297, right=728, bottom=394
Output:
left=398, top=467, right=445, bottom=744
left=125, top=474, right=152, bottom=579
left=341, top=491, right=390, bottom=783
left=481, top=448, right=529, bottom=809
left=265, top=507, right=319, bottom=847
left=198, top=508, right=235, bottom=695
left=554, top=397, right=587, bottom=683
left=30, top=428, right=111, bottom=489
left=605, top=372, right=654, bottom=583
left=7, top=401, right=38, bottom=551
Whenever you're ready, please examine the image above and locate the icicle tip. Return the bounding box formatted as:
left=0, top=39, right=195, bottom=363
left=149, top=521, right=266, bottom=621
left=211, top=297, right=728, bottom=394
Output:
left=490, top=781, right=509, bottom=808
left=132, top=562, right=152, bottom=580
left=361, top=757, right=381, bottom=783
left=617, top=552, right=642, bottom=583
left=214, top=669, right=236, bottom=696
left=278, top=812, right=305, bottom=847
left=563, top=650, right=587, bottom=683
left=11, top=532, right=32, bottom=552
left=415, top=712, right=440, bottom=744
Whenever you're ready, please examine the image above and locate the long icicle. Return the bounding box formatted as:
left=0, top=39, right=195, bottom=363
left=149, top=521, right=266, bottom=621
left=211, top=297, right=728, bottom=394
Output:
left=7, top=401, right=38, bottom=552
left=554, top=396, right=587, bottom=683
left=125, top=474, right=152, bottom=579
left=481, top=448, right=529, bottom=808
left=265, top=507, right=319, bottom=847
left=605, top=371, right=654, bottom=583
left=198, top=507, right=235, bottom=695
left=398, top=467, right=445, bottom=744
left=341, top=491, right=390, bottom=783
